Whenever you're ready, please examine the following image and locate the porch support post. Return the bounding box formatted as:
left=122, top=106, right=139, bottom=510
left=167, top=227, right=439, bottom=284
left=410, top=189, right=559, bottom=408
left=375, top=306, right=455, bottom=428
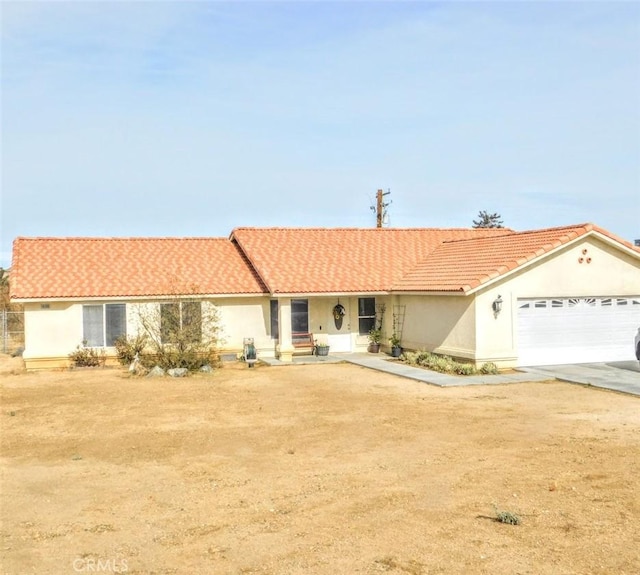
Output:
left=276, top=297, right=294, bottom=362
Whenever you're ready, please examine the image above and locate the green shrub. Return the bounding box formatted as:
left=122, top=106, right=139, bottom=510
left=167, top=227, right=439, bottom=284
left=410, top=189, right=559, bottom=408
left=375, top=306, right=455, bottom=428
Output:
left=114, top=334, right=149, bottom=365
left=402, top=350, right=499, bottom=376
left=151, top=347, right=219, bottom=371
left=479, top=362, right=499, bottom=375
left=454, top=363, right=476, bottom=376
left=495, top=509, right=521, bottom=525
left=433, top=355, right=454, bottom=372
left=69, top=343, right=104, bottom=367
left=130, top=294, right=223, bottom=373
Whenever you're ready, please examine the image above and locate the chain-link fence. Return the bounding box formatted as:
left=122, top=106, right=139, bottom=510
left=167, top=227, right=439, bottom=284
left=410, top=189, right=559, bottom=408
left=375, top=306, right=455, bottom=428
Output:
left=1, top=310, right=25, bottom=355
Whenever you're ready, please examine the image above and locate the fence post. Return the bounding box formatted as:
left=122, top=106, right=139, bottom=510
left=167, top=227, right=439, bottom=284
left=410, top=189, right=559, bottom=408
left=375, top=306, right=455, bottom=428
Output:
left=1, top=310, right=6, bottom=354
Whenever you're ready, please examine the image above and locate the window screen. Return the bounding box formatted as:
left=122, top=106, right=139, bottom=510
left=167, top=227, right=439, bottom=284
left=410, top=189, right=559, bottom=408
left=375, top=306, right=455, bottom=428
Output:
left=358, top=297, right=376, bottom=335
left=105, top=304, right=126, bottom=346
left=83, top=305, right=104, bottom=347
left=182, top=301, right=202, bottom=343
left=160, top=302, right=180, bottom=343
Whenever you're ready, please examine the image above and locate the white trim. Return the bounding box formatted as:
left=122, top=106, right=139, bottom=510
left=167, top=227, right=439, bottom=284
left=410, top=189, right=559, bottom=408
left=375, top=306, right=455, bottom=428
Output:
left=12, top=293, right=266, bottom=304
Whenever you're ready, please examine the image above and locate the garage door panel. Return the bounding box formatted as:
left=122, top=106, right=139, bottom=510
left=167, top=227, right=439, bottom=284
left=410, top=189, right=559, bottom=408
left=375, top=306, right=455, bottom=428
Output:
left=517, top=297, right=640, bottom=366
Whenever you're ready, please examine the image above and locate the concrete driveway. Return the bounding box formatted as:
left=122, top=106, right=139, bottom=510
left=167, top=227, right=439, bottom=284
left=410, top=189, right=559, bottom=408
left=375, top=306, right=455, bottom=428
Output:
left=522, top=362, right=640, bottom=397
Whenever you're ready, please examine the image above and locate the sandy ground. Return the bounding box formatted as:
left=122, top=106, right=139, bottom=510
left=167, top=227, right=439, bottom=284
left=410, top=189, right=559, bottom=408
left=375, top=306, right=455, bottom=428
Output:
left=1, top=355, right=639, bottom=575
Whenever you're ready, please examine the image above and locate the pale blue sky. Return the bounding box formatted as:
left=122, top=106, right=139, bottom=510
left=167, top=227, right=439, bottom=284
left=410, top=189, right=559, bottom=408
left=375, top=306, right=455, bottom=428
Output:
left=2, top=1, right=639, bottom=267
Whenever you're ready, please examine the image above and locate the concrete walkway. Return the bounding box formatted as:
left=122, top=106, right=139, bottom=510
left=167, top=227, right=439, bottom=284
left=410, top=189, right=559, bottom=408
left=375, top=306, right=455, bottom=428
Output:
left=260, top=352, right=550, bottom=387
left=259, top=353, right=640, bottom=396
left=340, top=353, right=551, bottom=386
left=521, top=362, right=640, bottom=397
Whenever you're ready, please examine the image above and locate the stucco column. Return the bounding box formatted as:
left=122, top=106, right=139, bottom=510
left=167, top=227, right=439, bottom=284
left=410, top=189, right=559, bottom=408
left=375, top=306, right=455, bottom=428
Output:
left=277, top=297, right=294, bottom=362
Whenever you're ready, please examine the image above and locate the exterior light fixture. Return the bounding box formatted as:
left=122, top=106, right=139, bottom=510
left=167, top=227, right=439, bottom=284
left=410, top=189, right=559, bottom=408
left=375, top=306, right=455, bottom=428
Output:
left=492, top=295, right=503, bottom=318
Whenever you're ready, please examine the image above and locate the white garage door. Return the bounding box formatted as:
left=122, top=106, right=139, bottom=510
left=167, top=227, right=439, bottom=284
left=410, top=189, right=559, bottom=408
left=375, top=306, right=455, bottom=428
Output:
left=517, top=297, right=640, bottom=366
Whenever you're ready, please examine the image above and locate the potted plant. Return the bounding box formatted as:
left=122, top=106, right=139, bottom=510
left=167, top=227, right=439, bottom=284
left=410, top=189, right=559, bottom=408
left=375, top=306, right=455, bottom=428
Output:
left=368, top=328, right=382, bottom=353
left=315, top=343, right=330, bottom=357
left=314, top=335, right=330, bottom=357
left=389, top=333, right=402, bottom=358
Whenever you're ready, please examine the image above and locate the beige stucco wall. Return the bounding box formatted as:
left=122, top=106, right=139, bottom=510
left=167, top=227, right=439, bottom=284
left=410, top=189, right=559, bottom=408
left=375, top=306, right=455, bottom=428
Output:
left=268, top=295, right=394, bottom=356
left=395, top=294, right=476, bottom=359
left=21, top=295, right=380, bottom=369
left=21, top=298, right=276, bottom=370
left=212, top=298, right=273, bottom=356
left=22, top=302, right=83, bottom=369
left=475, top=237, right=640, bottom=367
left=395, top=237, right=640, bottom=368
left=308, top=296, right=392, bottom=352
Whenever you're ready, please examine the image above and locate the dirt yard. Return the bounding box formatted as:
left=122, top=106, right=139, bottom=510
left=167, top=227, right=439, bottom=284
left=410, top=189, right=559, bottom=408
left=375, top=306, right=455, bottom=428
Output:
left=1, top=355, right=639, bottom=575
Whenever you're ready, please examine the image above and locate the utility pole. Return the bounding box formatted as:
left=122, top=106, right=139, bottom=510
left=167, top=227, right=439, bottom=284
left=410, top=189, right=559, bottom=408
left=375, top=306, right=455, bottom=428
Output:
left=371, top=189, right=391, bottom=228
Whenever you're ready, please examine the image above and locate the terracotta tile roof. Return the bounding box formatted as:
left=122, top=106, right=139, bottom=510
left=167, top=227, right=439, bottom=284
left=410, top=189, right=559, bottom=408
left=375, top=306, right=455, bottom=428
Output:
left=393, top=223, right=640, bottom=293
left=12, top=224, right=636, bottom=300
left=230, top=227, right=512, bottom=294
left=10, top=237, right=267, bottom=300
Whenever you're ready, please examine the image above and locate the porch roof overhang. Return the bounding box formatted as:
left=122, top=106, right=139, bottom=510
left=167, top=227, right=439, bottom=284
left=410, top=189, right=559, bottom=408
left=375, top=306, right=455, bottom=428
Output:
left=268, top=291, right=390, bottom=298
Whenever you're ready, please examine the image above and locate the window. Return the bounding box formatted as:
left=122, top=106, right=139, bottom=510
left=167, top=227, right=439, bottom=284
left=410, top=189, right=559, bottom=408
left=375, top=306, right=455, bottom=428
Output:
left=83, top=304, right=126, bottom=347
left=270, top=300, right=279, bottom=339
left=161, top=301, right=202, bottom=343
left=358, top=297, right=376, bottom=335
left=291, top=299, right=309, bottom=335
left=160, top=303, right=180, bottom=342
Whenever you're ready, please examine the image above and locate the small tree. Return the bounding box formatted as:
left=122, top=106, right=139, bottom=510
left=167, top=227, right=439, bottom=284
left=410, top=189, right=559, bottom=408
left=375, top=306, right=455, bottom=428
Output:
left=472, top=210, right=504, bottom=229
left=1, top=268, right=11, bottom=311
left=129, top=282, right=223, bottom=371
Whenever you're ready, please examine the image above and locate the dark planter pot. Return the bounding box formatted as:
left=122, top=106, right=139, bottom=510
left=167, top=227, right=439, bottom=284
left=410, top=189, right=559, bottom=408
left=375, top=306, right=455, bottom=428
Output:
left=316, top=346, right=330, bottom=357
left=368, top=343, right=381, bottom=353
left=391, top=346, right=402, bottom=358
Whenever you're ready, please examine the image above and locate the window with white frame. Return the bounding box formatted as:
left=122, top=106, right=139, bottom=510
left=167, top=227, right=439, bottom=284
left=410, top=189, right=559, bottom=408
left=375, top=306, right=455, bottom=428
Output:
left=83, top=304, right=126, bottom=347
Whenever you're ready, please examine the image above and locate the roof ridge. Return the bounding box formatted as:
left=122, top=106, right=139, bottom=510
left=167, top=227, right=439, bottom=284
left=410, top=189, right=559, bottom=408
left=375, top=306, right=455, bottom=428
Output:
left=512, top=222, right=593, bottom=235
left=14, top=236, right=229, bottom=241
left=438, top=223, right=596, bottom=245
left=232, top=226, right=515, bottom=232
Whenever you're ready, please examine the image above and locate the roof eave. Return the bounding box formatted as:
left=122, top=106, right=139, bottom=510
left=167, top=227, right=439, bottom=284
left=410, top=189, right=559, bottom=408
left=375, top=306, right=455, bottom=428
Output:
left=390, top=289, right=467, bottom=296
left=12, top=292, right=268, bottom=303
left=464, top=228, right=640, bottom=296
left=270, top=290, right=391, bottom=298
